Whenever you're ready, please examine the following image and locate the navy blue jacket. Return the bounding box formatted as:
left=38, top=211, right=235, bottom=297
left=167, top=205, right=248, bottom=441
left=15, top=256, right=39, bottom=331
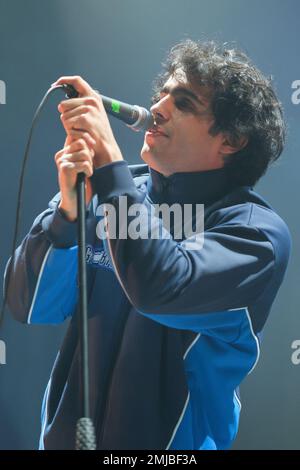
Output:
left=5, top=161, right=291, bottom=450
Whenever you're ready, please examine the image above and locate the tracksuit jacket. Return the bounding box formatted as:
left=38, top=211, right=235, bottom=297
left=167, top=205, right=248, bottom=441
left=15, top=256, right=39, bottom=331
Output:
left=5, top=161, right=291, bottom=450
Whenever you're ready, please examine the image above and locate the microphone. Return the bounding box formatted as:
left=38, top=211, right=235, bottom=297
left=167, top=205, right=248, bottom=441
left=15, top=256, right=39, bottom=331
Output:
left=61, top=84, right=154, bottom=132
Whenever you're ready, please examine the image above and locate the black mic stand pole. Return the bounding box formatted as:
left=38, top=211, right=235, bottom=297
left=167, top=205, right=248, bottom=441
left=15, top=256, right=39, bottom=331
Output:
left=75, top=172, right=96, bottom=450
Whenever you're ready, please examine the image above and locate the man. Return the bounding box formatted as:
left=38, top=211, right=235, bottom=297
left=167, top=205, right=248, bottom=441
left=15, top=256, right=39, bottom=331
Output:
left=5, top=40, right=291, bottom=450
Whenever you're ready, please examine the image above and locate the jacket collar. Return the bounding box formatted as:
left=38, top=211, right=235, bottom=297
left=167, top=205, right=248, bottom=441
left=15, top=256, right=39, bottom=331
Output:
left=147, top=167, right=237, bottom=206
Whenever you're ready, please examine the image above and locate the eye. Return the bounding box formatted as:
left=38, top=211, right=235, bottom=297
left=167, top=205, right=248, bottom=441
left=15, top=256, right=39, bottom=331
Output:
left=174, top=97, right=193, bottom=111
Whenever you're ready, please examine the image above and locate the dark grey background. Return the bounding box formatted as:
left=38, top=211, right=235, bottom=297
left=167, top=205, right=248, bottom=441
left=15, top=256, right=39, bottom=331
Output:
left=0, top=0, right=299, bottom=450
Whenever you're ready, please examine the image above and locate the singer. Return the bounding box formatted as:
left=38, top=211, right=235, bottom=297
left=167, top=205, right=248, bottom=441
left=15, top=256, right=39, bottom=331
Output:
left=4, top=40, right=291, bottom=450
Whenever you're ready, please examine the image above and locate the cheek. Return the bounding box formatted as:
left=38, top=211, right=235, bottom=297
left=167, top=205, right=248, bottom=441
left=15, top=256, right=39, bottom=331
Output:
left=190, top=122, right=214, bottom=146
left=176, top=128, right=215, bottom=159
left=177, top=129, right=205, bottom=149
left=176, top=117, right=210, bottom=145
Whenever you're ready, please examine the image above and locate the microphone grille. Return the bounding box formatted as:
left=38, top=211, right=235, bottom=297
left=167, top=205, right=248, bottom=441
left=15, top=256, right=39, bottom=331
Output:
left=129, top=106, right=154, bottom=132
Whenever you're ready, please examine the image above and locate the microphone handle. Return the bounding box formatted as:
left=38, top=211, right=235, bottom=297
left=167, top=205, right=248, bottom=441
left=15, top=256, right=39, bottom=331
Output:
left=101, top=95, right=139, bottom=125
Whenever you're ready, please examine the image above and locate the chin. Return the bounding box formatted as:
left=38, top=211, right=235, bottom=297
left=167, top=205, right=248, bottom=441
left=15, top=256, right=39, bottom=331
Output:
left=140, top=146, right=170, bottom=174
left=140, top=154, right=165, bottom=175
left=140, top=154, right=155, bottom=171
left=140, top=146, right=153, bottom=165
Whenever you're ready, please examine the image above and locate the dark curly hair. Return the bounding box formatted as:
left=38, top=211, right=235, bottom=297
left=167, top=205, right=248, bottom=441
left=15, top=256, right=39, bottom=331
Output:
left=153, top=39, right=285, bottom=186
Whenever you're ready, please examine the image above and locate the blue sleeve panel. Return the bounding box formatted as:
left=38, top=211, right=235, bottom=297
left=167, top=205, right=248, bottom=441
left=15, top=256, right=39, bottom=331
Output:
left=28, top=246, right=78, bottom=324
left=168, top=306, right=259, bottom=450
left=4, top=193, right=79, bottom=324
left=90, top=162, right=291, bottom=335
left=139, top=307, right=249, bottom=338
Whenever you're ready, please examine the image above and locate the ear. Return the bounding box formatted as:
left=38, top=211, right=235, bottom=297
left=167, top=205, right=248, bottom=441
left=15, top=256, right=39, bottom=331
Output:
left=220, top=134, right=248, bottom=156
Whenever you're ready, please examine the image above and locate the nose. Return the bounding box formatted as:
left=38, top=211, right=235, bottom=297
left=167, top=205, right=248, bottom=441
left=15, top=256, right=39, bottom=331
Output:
left=150, top=94, right=172, bottom=124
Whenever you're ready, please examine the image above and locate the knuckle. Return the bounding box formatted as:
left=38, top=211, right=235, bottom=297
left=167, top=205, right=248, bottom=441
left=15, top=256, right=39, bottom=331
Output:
left=80, top=105, right=88, bottom=114
left=93, top=89, right=102, bottom=99
left=75, top=117, right=83, bottom=127
left=75, top=148, right=84, bottom=157
left=59, top=100, right=67, bottom=111
left=86, top=97, right=98, bottom=107
left=62, top=119, right=71, bottom=130
left=82, top=104, right=92, bottom=113
left=80, top=114, right=88, bottom=125
left=77, top=138, right=86, bottom=148
left=83, top=132, right=91, bottom=141
left=60, top=162, right=71, bottom=171
left=83, top=150, right=91, bottom=160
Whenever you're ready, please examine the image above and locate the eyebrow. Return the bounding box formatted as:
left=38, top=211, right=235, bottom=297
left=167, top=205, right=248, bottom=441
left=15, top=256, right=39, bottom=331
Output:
left=161, top=85, right=207, bottom=107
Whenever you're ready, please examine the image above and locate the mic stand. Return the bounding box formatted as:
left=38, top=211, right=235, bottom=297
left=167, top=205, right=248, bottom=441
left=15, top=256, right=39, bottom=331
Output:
left=75, top=172, right=96, bottom=450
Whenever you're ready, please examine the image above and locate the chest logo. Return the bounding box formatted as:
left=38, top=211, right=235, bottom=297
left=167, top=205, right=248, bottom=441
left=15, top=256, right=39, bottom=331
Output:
left=86, top=245, right=113, bottom=270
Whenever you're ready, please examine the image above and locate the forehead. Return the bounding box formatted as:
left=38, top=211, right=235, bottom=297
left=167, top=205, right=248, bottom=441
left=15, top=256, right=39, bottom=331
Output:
left=163, top=70, right=211, bottom=105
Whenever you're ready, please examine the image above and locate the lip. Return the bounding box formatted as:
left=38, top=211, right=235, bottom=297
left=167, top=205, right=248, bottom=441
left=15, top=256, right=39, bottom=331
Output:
left=146, top=126, right=169, bottom=138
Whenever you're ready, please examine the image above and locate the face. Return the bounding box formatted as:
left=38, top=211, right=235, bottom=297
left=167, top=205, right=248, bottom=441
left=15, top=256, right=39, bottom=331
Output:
left=141, top=71, right=227, bottom=175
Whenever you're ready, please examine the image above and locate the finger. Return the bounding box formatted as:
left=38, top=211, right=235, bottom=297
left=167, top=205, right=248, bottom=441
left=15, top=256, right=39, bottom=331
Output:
left=61, top=114, right=91, bottom=133
left=58, top=146, right=94, bottom=162
left=71, top=137, right=90, bottom=149
left=61, top=140, right=94, bottom=157
left=59, top=161, right=93, bottom=178
left=68, top=130, right=97, bottom=148
left=55, top=140, right=87, bottom=163
left=55, top=148, right=66, bottom=162
left=59, top=148, right=94, bottom=164
left=55, top=139, right=94, bottom=165
left=59, top=156, right=93, bottom=169
left=63, top=138, right=90, bottom=153
left=58, top=98, right=86, bottom=114
left=64, top=134, right=74, bottom=147
left=58, top=96, right=100, bottom=114
left=60, top=103, right=88, bottom=118
left=52, top=76, right=94, bottom=97
left=61, top=116, right=100, bottom=143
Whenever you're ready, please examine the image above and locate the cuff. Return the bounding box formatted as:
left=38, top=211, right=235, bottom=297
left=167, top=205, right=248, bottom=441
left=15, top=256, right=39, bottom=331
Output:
left=41, top=206, right=78, bottom=248
left=90, top=160, right=139, bottom=203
